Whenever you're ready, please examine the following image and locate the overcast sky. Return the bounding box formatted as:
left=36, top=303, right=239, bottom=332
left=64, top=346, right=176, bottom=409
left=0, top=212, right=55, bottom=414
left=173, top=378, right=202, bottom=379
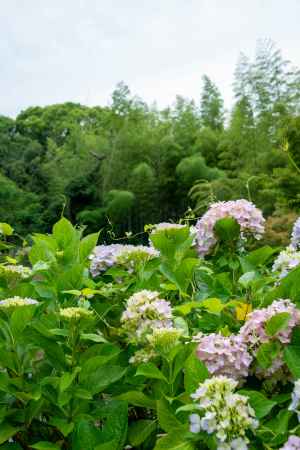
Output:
left=1, top=0, right=300, bottom=117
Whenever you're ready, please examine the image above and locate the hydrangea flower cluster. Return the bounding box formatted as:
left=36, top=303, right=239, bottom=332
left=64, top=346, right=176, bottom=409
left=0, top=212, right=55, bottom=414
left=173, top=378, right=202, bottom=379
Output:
left=121, top=290, right=173, bottom=346
left=59, top=307, right=94, bottom=320
left=0, top=296, right=38, bottom=308
left=239, top=299, right=300, bottom=377
left=116, top=245, right=159, bottom=272
left=89, top=244, right=124, bottom=276
left=288, top=379, right=300, bottom=420
left=195, top=199, right=265, bottom=256
left=0, top=264, right=32, bottom=279
left=195, top=333, right=252, bottom=381
left=90, top=244, right=158, bottom=277
left=272, top=246, right=300, bottom=279
left=240, top=299, right=300, bottom=349
left=150, top=222, right=187, bottom=234
left=189, top=376, right=257, bottom=449
left=147, top=327, right=182, bottom=355
left=280, top=435, right=300, bottom=450
left=291, top=217, right=300, bottom=250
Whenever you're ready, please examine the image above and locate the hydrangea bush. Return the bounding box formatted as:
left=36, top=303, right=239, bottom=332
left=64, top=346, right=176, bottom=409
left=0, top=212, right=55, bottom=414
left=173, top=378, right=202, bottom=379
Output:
left=0, top=205, right=300, bottom=449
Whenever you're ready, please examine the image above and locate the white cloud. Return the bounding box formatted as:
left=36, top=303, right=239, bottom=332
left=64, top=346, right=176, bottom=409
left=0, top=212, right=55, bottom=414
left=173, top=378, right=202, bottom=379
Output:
left=1, top=0, right=300, bottom=116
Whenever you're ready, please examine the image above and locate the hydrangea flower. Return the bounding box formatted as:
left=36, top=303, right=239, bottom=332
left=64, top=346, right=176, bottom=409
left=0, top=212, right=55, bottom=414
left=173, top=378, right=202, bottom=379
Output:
left=195, top=333, right=252, bottom=381
left=90, top=244, right=158, bottom=277
left=0, top=264, right=32, bottom=279
left=272, top=246, right=300, bottom=279
left=189, top=376, right=257, bottom=448
left=239, top=299, right=300, bottom=377
left=280, top=435, right=300, bottom=450
left=59, top=307, right=94, bottom=320
left=147, top=327, right=182, bottom=355
left=0, top=296, right=38, bottom=308
left=150, top=222, right=187, bottom=234
left=121, top=290, right=173, bottom=345
left=195, top=199, right=265, bottom=256
left=240, top=299, right=300, bottom=349
left=291, top=217, right=300, bottom=250
left=289, top=379, right=300, bottom=421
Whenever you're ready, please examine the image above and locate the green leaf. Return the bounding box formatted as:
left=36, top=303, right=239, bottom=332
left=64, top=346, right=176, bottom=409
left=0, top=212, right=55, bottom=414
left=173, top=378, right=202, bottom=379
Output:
left=265, top=312, right=291, bottom=337
left=93, top=400, right=128, bottom=450
left=238, top=390, right=276, bottom=419
left=0, top=223, right=13, bottom=236
left=256, top=341, right=281, bottom=369
left=59, top=367, right=81, bottom=392
left=0, top=424, right=20, bottom=445
left=52, top=217, right=77, bottom=249
left=115, top=391, right=156, bottom=409
left=128, top=420, right=156, bottom=446
left=154, top=435, right=194, bottom=450
left=157, top=399, right=186, bottom=433
left=72, top=420, right=99, bottom=450
left=80, top=365, right=126, bottom=395
left=135, top=363, right=168, bottom=382
left=214, top=217, right=240, bottom=242
left=80, top=333, right=107, bottom=343
left=49, top=418, right=74, bottom=437
left=284, top=345, right=300, bottom=378
left=184, top=352, right=209, bottom=394
left=79, top=232, right=99, bottom=262
left=238, top=271, right=257, bottom=288
left=10, top=306, right=36, bottom=337
left=174, top=302, right=201, bottom=315
left=30, top=442, right=61, bottom=450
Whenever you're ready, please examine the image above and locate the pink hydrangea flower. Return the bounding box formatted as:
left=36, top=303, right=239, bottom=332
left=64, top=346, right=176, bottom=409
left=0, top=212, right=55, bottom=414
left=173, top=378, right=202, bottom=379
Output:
left=195, top=199, right=265, bottom=256
left=239, top=299, right=300, bottom=349
left=280, top=435, right=300, bottom=450
left=195, top=333, right=252, bottom=381
left=239, top=299, right=300, bottom=378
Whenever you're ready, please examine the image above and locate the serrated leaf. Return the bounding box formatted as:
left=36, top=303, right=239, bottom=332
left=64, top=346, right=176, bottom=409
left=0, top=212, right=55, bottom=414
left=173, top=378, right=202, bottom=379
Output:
left=265, top=312, right=291, bottom=336
left=128, top=420, right=156, bottom=446
left=135, top=363, right=168, bottom=382
left=238, top=390, right=276, bottom=419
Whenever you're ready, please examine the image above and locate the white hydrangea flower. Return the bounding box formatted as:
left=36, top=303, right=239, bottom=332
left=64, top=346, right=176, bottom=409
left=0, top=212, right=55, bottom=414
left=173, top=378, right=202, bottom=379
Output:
left=0, top=296, right=38, bottom=308
left=289, top=379, right=300, bottom=421
left=90, top=244, right=158, bottom=277
left=121, top=290, right=173, bottom=345
left=189, top=376, right=257, bottom=448
left=0, top=264, right=32, bottom=279
left=272, top=246, right=300, bottom=279
left=59, top=307, right=93, bottom=320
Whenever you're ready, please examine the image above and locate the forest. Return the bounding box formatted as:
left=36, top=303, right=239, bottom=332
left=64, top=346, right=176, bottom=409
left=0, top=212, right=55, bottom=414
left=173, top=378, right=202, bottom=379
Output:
left=2, top=39, right=300, bottom=449
left=1, top=39, right=300, bottom=244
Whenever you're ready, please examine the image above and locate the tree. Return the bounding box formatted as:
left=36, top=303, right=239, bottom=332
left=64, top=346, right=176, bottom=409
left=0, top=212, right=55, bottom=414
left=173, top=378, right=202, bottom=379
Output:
left=200, top=75, right=224, bottom=131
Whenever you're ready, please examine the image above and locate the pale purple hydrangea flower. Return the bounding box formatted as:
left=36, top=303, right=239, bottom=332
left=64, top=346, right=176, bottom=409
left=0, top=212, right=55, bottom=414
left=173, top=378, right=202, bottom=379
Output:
left=272, top=246, right=300, bottom=279
left=195, top=333, right=252, bottom=381
left=195, top=199, right=265, bottom=256
left=89, top=244, right=124, bottom=276
left=121, top=290, right=173, bottom=345
left=291, top=217, right=300, bottom=250
left=90, top=244, right=158, bottom=277
left=280, top=435, right=300, bottom=450
left=239, top=299, right=300, bottom=377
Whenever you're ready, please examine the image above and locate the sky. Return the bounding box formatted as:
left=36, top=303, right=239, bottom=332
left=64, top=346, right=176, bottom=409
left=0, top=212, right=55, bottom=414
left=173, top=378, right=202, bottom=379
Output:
left=1, top=0, right=300, bottom=117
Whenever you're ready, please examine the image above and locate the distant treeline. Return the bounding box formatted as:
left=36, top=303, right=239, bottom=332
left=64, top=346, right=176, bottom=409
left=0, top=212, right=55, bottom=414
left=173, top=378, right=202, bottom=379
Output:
left=1, top=39, right=300, bottom=243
